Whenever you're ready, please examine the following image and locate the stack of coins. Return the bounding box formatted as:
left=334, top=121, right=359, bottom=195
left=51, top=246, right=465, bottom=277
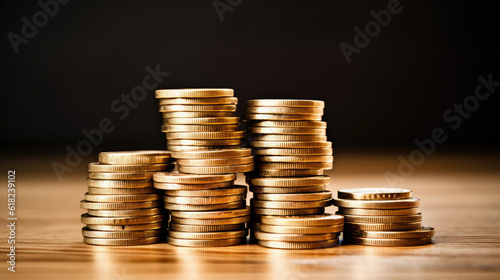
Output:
left=81, top=151, right=171, bottom=246
left=174, top=148, right=254, bottom=175
left=153, top=172, right=250, bottom=247
left=254, top=214, right=344, bottom=249
left=156, top=88, right=245, bottom=152
left=333, top=188, right=434, bottom=246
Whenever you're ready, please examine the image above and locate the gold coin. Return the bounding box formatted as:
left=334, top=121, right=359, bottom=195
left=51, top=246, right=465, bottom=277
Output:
left=244, top=113, right=322, bottom=121
left=170, top=216, right=250, bottom=225
left=254, top=191, right=332, bottom=202
left=259, top=224, right=343, bottom=234
left=245, top=169, right=324, bottom=177
left=153, top=172, right=236, bottom=184
left=154, top=181, right=234, bottom=190
left=255, top=162, right=333, bottom=170
left=332, top=198, right=420, bottom=209
left=251, top=207, right=324, bottom=216
left=83, top=236, right=160, bottom=246
left=164, top=201, right=245, bottom=211
left=255, top=155, right=333, bottom=163
left=337, top=207, right=420, bottom=216
left=252, top=134, right=327, bottom=141
left=250, top=199, right=331, bottom=209
left=344, top=237, right=432, bottom=247
left=250, top=185, right=327, bottom=194
left=159, top=97, right=238, bottom=105
left=254, top=231, right=337, bottom=242
left=176, top=156, right=253, bottom=167
left=168, top=223, right=245, bottom=232
left=254, top=148, right=332, bottom=156
left=164, top=194, right=245, bottom=205
left=84, top=193, right=161, bottom=203
left=249, top=121, right=326, bottom=128
left=88, top=172, right=156, bottom=180
left=261, top=214, right=343, bottom=227
left=248, top=127, right=326, bottom=135
left=342, top=213, right=422, bottom=224
left=87, top=208, right=162, bottom=217
left=170, top=207, right=250, bottom=219
left=166, top=131, right=245, bottom=139
left=251, top=141, right=332, bottom=149
left=167, top=145, right=241, bottom=152
left=345, top=221, right=423, bottom=231
left=338, top=188, right=412, bottom=200
left=80, top=200, right=161, bottom=210
left=81, top=214, right=164, bottom=225
left=87, top=178, right=153, bottom=188
left=167, top=236, right=245, bottom=247
left=165, top=185, right=246, bottom=197
left=162, top=124, right=239, bottom=132
left=248, top=176, right=330, bottom=187
left=165, top=117, right=240, bottom=125
left=82, top=228, right=162, bottom=238
left=159, top=104, right=236, bottom=112
left=155, top=88, right=234, bottom=98
left=88, top=162, right=168, bottom=173
left=246, top=107, right=323, bottom=115
left=164, top=111, right=235, bottom=118
left=172, top=148, right=251, bottom=159
left=87, top=187, right=157, bottom=195
left=168, top=230, right=247, bottom=240
left=98, top=150, right=171, bottom=164
left=344, top=227, right=435, bottom=239
left=167, top=139, right=241, bottom=146
left=178, top=164, right=254, bottom=174
left=257, top=239, right=338, bottom=249
left=247, top=99, right=324, bottom=107
left=86, top=222, right=164, bottom=231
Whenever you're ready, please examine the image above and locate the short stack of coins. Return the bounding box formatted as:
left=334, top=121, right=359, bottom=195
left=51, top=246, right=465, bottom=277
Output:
left=153, top=172, right=251, bottom=247
left=333, top=188, right=434, bottom=246
left=81, top=151, right=171, bottom=246
left=156, top=88, right=245, bottom=152
left=254, top=214, right=344, bottom=249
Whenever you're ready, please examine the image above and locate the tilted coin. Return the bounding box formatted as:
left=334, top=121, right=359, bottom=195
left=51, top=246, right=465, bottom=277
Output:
left=167, top=145, right=241, bottom=152
left=249, top=121, right=326, bottom=128
left=86, top=222, right=164, bottom=231
left=250, top=199, right=331, bottom=209
left=257, top=239, right=338, bottom=249
left=166, top=131, right=245, bottom=139
left=245, top=169, right=324, bottom=177
left=170, top=216, right=250, bottom=225
left=162, top=124, right=239, bottom=132
left=164, top=194, right=245, bottom=205
left=82, top=228, right=162, bottom=238
left=341, top=213, right=422, bottom=224
left=254, top=148, right=332, bottom=156
left=253, top=191, right=332, bottom=202
left=332, top=198, right=420, bottom=209
left=338, top=188, right=412, bottom=200
left=344, top=221, right=423, bottom=231
left=155, top=88, right=234, bottom=98
left=81, top=214, right=164, bottom=225
left=168, top=223, right=245, bottom=232
left=247, top=99, right=325, bottom=107
left=247, top=127, right=326, bottom=135
left=164, top=185, right=246, bottom=197
left=164, top=201, right=245, bottom=211
left=176, top=156, right=253, bottom=167
left=87, top=208, right=162, bottom=217
left=250, top=185, right=327, bottom=194
left=172, top=148, right=251, bottom=159
left=248, top=176, right=330, bottom=187
left=87, top=178, right=152, bottom=188
left=252, top=134, right=327, bottom=141
left=244, top=113, right=322, bottom=121
left=344, top=227, right=435, bottom=239
left=255, top=155, right=333, bottom=163
left=255, top=162, right=332, bottom=170
left=159, top=104, right=236, bottom=112
left=80, top=200, right=161, bottom=210
left=153, top=172, right=236, bottom=184
left=98, top=150, right=171, bottom=164
left=168, top=230, right=247, bottom=240
left=87, top=187, right=157, bottom=195
left=159, top=97, right=238, bottom=105
left=83, top=236, right=161, bottom=246
left=88, top=172, right=156, bottom=180
left=167, top=236, right=245, bottom=247
left=167, top=139, right=241, bottom=146
left=260, top=214, right=343, bottom=226
left=337, top=207, right=420, bottom=216
left=259, top=224, right=343, bottom=234
left=251, top=141, right=332, bottom=149
left=153, top=181, right=234, bottom=190
left=254, top=231, right=337, bottom=242
left=165, top=117, right=240, bottom=125
left=88, top=162, right=168, bottom=173
left=178, top=163, right=254, bottom=174
left=246, top=106, right=323, bottom=115
left=344, top=237, right=432, bottom=247
left=84, top=193, right=161, bottom=203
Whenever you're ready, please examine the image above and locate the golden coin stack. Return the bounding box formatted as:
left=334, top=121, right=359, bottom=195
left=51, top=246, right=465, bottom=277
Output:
left=333, top=188, right=434, bottom=246
left=80, top=151, right=172, bottom=246
left=153, top=172, right=250, bottom=247
left=254, top=214, right=344, bottom=249
left=156, top=88, right=245, bottom=152
left=173, top=148, right=254, bottom=175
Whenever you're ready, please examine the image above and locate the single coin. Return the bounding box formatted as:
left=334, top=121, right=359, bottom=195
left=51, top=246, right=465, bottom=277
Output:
left=88, top=172, right=156, bottom=180
left=254, top=191, right=332, bottom=202
left=170, top=216, right=250, bottom=225
left=247, top=99, right=324, bottom=107
left=167, top=145, right=240, bottom=152
left=344, top=237, right=432, bottom=247
left=172, top=148, right=251, bottom=159
left=164, top=201, right=245, bottom=211
left=167, top=236, right=245, bottom=247
left=250, top=185, right=327, bottom=194
left=162, top=124, right=239, bottom=132
left=251, top=207, right=324, bottom=216
left=255, top=162, right=332, bottom=170
left=251, top=141, right=332, bottom=148
left=341, top=213, right=422, bottom=224
left=81, top=214, right=164, bottom=225
left=167, top=139, right=241, bottom=146
left=159, top=97, right=238, bottom=105
left=254, top=148, right=332, bottom=156
left=159, top=104, right=236, bottom=112
left=164, top=185, right=246, bottom=197
left=87, top=208, right=162, bottom=217
left=87, top=187, right=157, bottom=195
left=168, top=223, right=245, bottom=232
left=245, top=169, right=324, bottom=177
left=80, top=200, right=161, bottom=210
left=98, top=150, right=171, bottom=164
left=168, top=230, right=247, bottom=240
left=252, top=134, right=327, bottom=141
left=257, top=239, right=338, bottom=249
left=165, top=117, right=240, bottom=125
left=153, top=172, right=236, bottom=184
left=245, top=113, right=322, bottom=121
left=255, top=155, right=333, bottom=163
left=153, top=180, right=234, bottom=190
left=249, top=121, right=326, bottom=128
left=83, top=236, right=160, bottom=246
left=344, top=227, right=435, bottom=239
left=246, top=107, right=323, bottom=115
left=155, top=88, right=234, bottom=98
left=164, top=111, right=235, bottom=118
left=84, top=193, right=161, bottom=203
left=254, top=231, right=337, bottom=242
left=345, top=221, right=423, bottom=231
left=86, top=222, right=164, bottom=231
left=332, top=198, right=420, bottom=209
left=82, top=228, right=162, bottom=238
left=170, top=207, right=250, bottom=219
left=248, top=127, right=326, bottom=135
left=88, top=162, right=168, bottom=173
left=166, top=131, right=245, bottom=139
left=248, top=176, right=330, bottom=187
left=337, top=207, right=420, bottom=216
left=261, top=214, right=343, bottom=226
left=164, top=194, right=244, bottom=205
left=176, top=156, right=253, bottom=167
left=338, top=188, right=412, bottom=200
left=178, top=163, right=254, bottom=174
left=87, top=179, right=152, bottom=188
left=259, top=224, right=343, bottom=234
left=250, top=199, right=331, bottom=209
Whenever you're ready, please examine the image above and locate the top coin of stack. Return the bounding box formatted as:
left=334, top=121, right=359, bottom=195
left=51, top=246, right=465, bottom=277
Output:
left=156, top=89, right=245, bottom=151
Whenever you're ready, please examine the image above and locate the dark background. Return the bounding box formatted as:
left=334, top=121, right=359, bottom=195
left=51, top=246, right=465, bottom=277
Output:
left=1, top=0, right=499, bottom=155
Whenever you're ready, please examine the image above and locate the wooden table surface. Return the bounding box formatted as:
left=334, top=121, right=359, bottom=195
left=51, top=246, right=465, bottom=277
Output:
left=1, top=152, right=500, bottom=279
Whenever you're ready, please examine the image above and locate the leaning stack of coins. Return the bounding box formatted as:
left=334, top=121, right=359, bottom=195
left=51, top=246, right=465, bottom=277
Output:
left=254, top=214, right=343, bottom=249
left=333, top=188, right=434, bottom=246
left=80, top=151, right=171, bottom=246
left=153, top=172, right=250, bottom=247
left=174, top=148, right=254, bottom=175
left=156, top=88, right=245, bottom=152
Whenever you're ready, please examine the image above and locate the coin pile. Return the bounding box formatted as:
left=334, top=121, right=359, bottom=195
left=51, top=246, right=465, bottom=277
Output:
left=254, top=214, right=343, bottom=249
left=333, top=188, right=434, bottom=246
left=156, top=88, right=245, bottom=152
left=80, top=151, right=172, bottom=245
left=153, top=172, right=250, bottom=247
left=173, top=148, right=254, bottom=175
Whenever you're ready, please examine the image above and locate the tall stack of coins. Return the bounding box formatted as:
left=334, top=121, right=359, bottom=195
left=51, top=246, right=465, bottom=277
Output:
left=81, top=151, right=171, bottom=246
left=156, top=89, right=245, bottom=152
left=153, top=172, right=250, bottom=247
left=254, top=214, right=344, bottom=249
left=174, top=148, right=254, bottom=175
left=333, top=188, right=434, bottom=246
